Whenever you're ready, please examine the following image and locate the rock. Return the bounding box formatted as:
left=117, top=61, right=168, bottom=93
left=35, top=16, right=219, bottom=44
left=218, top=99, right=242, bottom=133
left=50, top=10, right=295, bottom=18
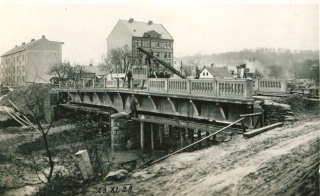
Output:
left=132, top=170, right=156, bottom=180
left=104, top=169, right=128, bottom=181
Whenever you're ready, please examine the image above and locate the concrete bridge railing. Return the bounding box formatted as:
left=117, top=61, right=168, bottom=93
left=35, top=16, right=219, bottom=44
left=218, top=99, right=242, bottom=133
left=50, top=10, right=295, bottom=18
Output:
left=59, top=78, right=253, bottom=99
left=253, top=78, right=287, bottom=93
left=148, top=78, right=253, bottom=98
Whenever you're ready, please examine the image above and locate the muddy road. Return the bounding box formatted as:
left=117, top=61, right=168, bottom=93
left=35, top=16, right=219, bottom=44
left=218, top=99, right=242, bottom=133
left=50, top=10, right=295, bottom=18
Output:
left=89, top=121, right=319, bottom=196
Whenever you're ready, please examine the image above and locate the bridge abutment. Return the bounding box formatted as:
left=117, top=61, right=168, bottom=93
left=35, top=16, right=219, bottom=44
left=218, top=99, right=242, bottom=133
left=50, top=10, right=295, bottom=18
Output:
left=110, top=112, right=140, bottom=151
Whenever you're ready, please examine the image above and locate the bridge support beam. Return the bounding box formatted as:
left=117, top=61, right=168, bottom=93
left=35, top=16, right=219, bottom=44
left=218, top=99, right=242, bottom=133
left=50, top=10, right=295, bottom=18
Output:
left=140, top=121, right=145, bottom=152
left=151, top=123, right=154, bottom=150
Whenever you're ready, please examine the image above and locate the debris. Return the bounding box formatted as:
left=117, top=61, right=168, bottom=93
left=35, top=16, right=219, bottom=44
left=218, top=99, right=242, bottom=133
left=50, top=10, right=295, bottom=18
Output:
left=104, top=169, right=128, bottom=181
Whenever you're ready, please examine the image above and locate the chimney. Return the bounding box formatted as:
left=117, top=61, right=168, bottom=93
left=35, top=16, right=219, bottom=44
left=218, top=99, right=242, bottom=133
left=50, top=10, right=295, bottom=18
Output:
left=42, top=35, right=45, bottom=38
left=148, top=20, right=153, bottom=25
left=129, top=18, right=134, bottom=23
left=22, top=42, right=25, bottom=45
left=31, top=39, right=35, bottom=42
left=211, top=63, right=214, bottom=67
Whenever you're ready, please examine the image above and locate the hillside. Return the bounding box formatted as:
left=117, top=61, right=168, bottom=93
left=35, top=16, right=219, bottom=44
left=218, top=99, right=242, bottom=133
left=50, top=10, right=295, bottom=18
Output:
left=177, top=48, right=319, bottom=78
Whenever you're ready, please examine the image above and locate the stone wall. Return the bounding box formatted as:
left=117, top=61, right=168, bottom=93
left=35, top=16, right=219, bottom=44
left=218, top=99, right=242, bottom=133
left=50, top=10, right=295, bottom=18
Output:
left=44, top=92, right=58, bottom=123
left=110, top=112, right=139, bottom=151
left=262, top=100, right=298, bottom=125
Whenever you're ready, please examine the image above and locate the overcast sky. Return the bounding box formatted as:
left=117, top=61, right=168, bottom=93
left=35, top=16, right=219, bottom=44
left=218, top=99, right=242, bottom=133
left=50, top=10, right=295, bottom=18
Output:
left=0, top=0, right=319, bottom=65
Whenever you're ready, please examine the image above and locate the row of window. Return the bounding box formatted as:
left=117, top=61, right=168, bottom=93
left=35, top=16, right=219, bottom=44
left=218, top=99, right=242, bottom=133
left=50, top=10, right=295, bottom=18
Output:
left=4, top=76, right=25, bottom=83
left=133, top=40, right=172, bottom=48
left=1, top=65, right=25, bottom=74
left=2, top=55, right=25, bottom=65
left=134, top=51, right=171, bottom=59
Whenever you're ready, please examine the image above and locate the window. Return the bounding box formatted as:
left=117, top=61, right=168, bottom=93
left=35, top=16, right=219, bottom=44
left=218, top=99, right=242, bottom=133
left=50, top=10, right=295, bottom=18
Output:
left=164, top=53, right=167, bottom=59
left=168, top=53, right=171, bottom=59
left=155, top=52, right=159, bottom=58
left=22, top=55, right=24, bottom=61
left=146, top=41, right=151, bottom=47
left=156, top=42, right=159, bottom=48
left=203, top=72, right=205, bottom=76
left=138, top=41, right=142, bottom=47
left=163, top=42, right=167, bottom=48
left=206, top=72, right=208, bottom=76
left=167, top=42, right=171, bottom=48
left=17, top=56, right=19, bottom=61
left=134, top=40, right=138, bottom=47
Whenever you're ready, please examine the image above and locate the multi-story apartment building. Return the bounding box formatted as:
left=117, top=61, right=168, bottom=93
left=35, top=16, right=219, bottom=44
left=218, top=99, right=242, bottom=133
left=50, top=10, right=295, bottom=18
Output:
left=107, top=18, right=174, bottom=67
left=0, top=35, right=63, bottom=86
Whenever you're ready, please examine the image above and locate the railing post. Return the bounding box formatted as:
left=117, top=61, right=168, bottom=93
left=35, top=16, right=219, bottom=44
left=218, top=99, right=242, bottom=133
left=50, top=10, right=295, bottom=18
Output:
left=187, top=79, right=191, bottom=94
left=215, top=80, right=218, bottom=97
left=116, top=78, right=119, bottom=89
left=282, top=79, right=287, bottom=92
left=59, top=81, right=62, bottom=89
left=66, top=81, right=68, bottom=89
left=130, top=78, right=134, bottom=90
left=104, top=78, right=106, bottom=89
left=245, top=79, right=253, bottom=98
left=166, top=78, right=169, bottom=92
left=93, top=79, right=95, bottom=89
left=73, top=81, right=76, bottom=89
left=257, top=77, right=260, bottom=92
left=82, top=80, right=85, bottom=89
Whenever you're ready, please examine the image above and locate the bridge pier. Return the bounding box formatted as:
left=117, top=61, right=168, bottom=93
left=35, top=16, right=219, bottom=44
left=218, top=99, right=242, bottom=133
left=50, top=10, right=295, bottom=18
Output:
left=110, top=112, right=139, bottom=151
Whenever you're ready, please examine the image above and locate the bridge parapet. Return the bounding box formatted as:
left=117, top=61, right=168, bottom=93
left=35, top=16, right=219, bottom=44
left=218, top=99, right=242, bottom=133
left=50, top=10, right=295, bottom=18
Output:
left=58, top=78, right=253, bottom=99
left=253, top=78, right=287, bottom=93
left=148, top=78, right=252, bottom=98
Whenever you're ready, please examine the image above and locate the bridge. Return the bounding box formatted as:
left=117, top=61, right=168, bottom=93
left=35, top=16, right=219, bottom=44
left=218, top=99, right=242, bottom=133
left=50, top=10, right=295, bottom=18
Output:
left=51, top=73, right=287, bottom=151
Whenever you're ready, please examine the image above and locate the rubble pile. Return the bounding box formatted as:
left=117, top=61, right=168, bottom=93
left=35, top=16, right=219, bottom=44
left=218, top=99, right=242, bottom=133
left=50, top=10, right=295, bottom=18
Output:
left=262, top=100, right=298, bottom=125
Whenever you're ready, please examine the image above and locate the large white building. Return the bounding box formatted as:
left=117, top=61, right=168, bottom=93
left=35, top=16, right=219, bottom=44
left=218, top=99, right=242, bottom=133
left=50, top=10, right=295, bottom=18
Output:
left=107, top=18, right=174, bottom=66
left=0, top=35, right=63, bottom=86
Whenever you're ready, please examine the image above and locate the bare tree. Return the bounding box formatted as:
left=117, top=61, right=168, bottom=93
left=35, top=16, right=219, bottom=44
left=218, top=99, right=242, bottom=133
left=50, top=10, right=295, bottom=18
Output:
left=187, top=55, right=202, bottom=68
left=267, top=65, right=283, bottom=79
left=47, top=62, right=72, bottom=81
left=99, top=45, right=136, bottom=86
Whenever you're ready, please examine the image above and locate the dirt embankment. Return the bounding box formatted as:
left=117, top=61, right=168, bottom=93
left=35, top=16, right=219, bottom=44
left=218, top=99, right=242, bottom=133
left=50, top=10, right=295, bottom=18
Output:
left=86, top=120, right=319, bottom=196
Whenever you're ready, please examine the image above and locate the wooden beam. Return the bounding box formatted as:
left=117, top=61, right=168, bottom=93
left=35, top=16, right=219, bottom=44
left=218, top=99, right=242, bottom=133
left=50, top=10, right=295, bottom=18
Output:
left=197, top=130, right=201, bottom=150
left=244, top=122, right=283, bottom=138
left=132, top=115, right=241, bottom=133
left=151, top=123, right=154, bottom=150
left=140, top=121, right=144, bottom=151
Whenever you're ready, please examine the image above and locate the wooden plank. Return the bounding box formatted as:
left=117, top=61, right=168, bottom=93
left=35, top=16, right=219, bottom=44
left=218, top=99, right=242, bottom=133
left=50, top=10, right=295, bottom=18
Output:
left=243, top=122, right=283, bottom=138
left=132, top=115, right=241, bottom=133
left=239, top=112, right=262, bottom=117
left=140, top=122, right=144, bottom=151
left=151, top=123, right=154, bottom=150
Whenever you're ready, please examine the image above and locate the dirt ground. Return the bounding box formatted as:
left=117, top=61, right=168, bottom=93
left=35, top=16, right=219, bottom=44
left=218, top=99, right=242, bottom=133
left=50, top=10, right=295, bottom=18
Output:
left=86, top=120, right=319, bottom=196
left=0, top=116, right=319, bottom=196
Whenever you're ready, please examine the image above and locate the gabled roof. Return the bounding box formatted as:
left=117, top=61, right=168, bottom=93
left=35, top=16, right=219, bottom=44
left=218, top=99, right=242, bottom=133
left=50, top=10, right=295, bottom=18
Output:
left=119, top=19, right=173, bottom=40
left=1, top=36, right=63, bottom=57
left=83, top=65, right=104, bottom=76
left=201, top=66, right=233, bottom=78
left=1, top=39, right=40, bottom=57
